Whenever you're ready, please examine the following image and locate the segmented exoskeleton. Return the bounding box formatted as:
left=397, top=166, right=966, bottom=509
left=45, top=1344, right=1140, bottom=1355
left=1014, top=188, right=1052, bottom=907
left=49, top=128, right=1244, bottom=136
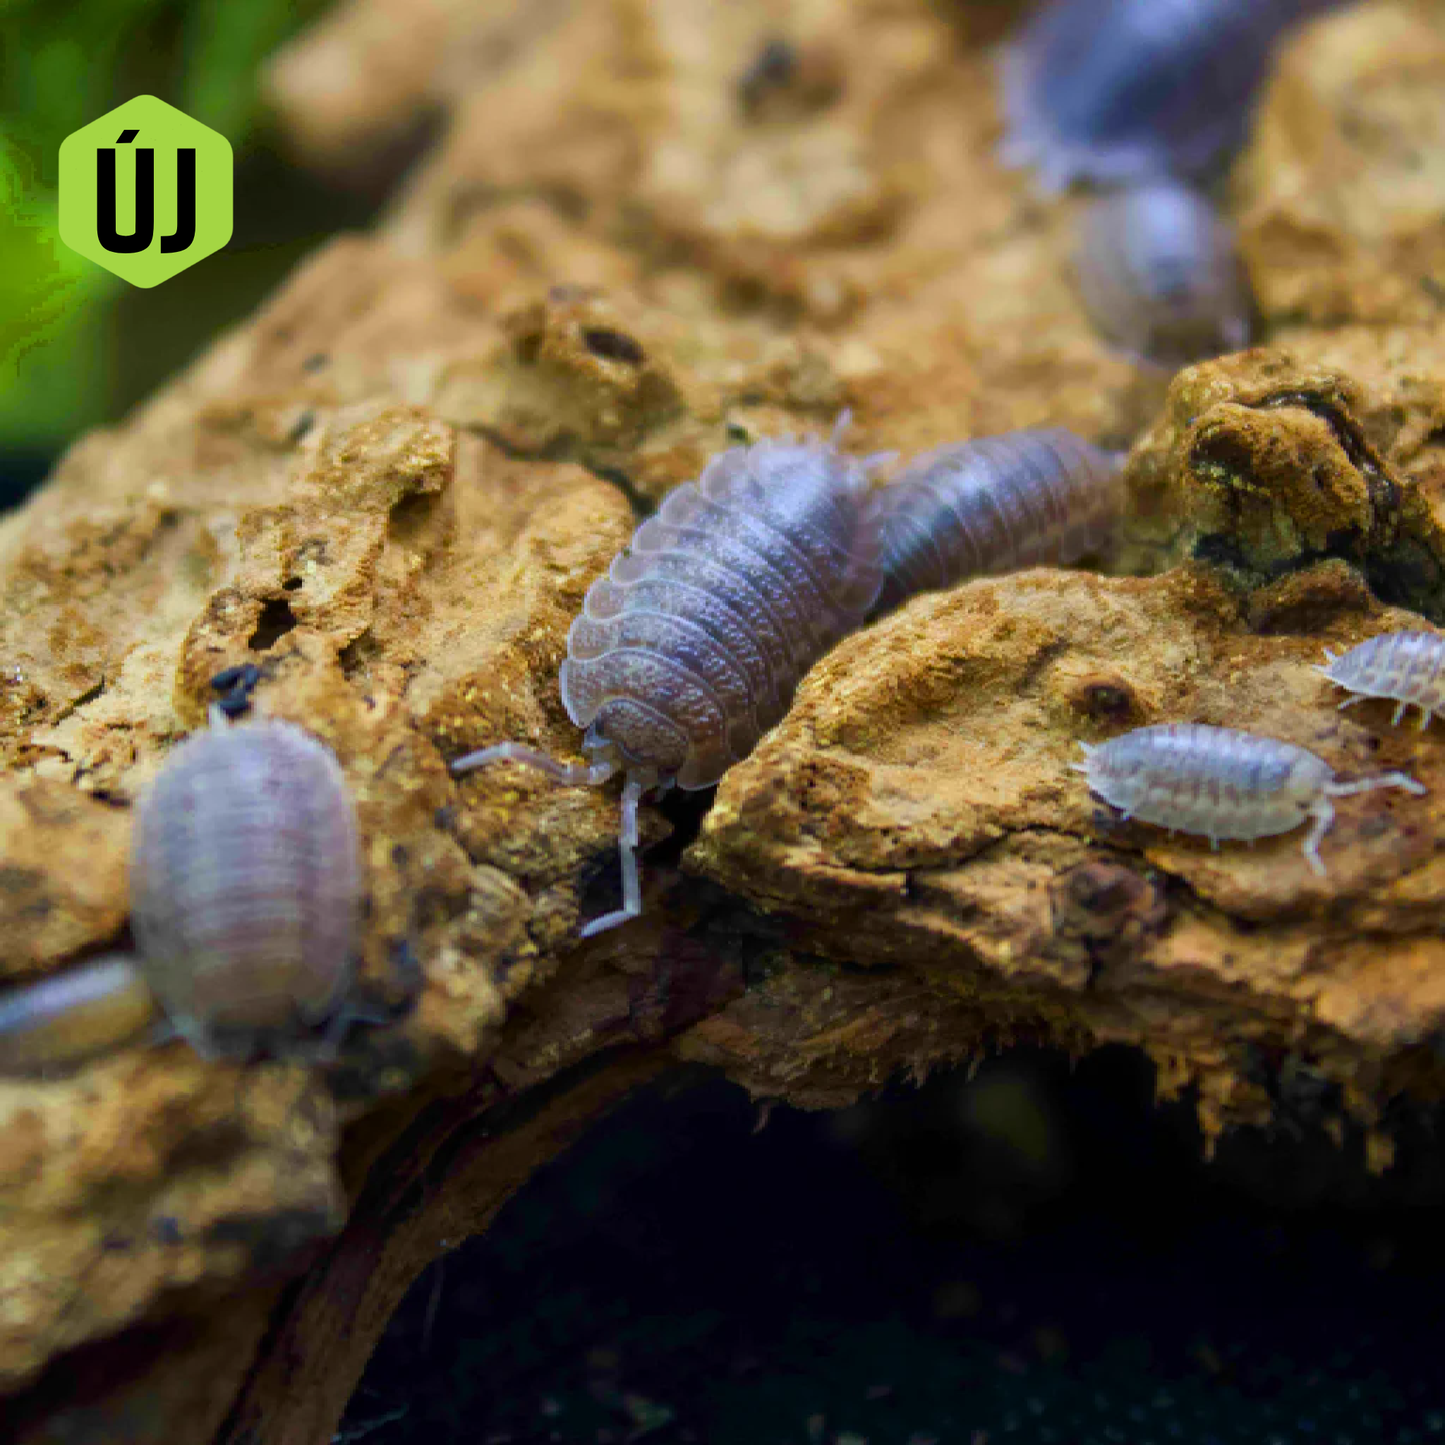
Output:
left=1074, top=722, right=1423, bottom=874
left=872, top=428, right=1123, bottom=615
left=0, top=713, right=375, bottom=1074
left=451, top=416, right=888, bottom=935
left=131, top=715, right=364, bottom=1056
left=1317, top=632, right=1445, bottom=730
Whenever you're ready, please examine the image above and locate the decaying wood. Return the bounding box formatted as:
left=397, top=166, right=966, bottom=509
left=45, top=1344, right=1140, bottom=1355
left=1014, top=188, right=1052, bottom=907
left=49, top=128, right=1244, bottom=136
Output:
left=4, top=0, right=1445, bottom=1438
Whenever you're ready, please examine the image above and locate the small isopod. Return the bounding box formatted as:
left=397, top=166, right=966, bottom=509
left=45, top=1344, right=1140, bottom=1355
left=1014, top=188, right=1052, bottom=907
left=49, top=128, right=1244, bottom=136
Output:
left=1000, top=0, right=1343, bottom=190
left=0, top=955, right=159, bottom=1076
left=131, top=715, right=364, bottom=1057
left=1074, top=722, right=1423, bottom=874
left=0, top=718, right=407, bottom=1072
left=1317, top=632, right=1445, bottom=729
left=452, top=415, right=887, bottom=935
left=872, top=428, right=1123, bottom=615
left=1072, top=180, right=1254, bottom=370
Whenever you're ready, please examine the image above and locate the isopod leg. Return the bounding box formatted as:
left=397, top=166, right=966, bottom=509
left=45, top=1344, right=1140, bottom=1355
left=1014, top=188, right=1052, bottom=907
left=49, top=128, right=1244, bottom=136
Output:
left=451, top=741, right=615, bottom=788
left=579, top=775, right=646, bottom=938
left=1335, top=695, right=1364, bottom=711
left=1301, top=802, right=1333, bottom=878
left=859, top=450, right=901, bottom=477
left=1304, top=771, right=1427, bottom=875
left=1393, top=702, right=1408, bottom=726
left=1325, top=771, right=1427, bottom=799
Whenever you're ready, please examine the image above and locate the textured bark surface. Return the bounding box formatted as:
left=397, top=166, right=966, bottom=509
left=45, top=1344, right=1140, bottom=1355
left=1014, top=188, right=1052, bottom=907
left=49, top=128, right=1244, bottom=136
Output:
left=3, top=0, right=1445, bottom=1437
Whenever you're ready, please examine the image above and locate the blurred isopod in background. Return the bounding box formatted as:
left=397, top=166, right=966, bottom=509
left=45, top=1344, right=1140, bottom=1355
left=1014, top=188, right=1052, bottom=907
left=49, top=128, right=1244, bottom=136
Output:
left=1072, top=178, right=1255, bottom=370
left=999, top=0, right=1349, bottom=190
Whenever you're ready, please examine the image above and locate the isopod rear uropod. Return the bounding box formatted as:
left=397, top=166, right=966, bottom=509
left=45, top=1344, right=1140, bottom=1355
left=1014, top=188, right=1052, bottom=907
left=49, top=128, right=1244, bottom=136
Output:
left=1074, top=722, right=1424, bottom=874
left=451, top=414, right=888, bottom=936
left=1317, top=632, right=1445, bottom=730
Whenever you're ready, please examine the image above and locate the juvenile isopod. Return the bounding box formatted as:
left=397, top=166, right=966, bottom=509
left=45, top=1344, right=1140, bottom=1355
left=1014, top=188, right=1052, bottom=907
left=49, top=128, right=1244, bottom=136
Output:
left=0, top=955, right=159, bottom=1076
left=872, top=428, right=1123, bottom=615
left=1072, top=180, right=1254, bottom=370
left=1317, top=632, right=1445, bottom=729
left=1000, top=0, right=1344, bottom=190
left=452, top=415, right=887, bottom=935
left=1074, top=722, right=1423, bottom=874
left=131, top=715, right=365, bottom=1057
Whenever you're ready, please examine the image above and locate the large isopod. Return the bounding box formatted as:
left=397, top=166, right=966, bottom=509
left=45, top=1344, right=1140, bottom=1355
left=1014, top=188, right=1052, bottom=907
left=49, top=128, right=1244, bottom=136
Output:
left=1072, top=180, right=1254, bottom=369
left=1317, top=632, right=1445, bottom=729
left=1074, top=722, right=1423, bottom=873
left=452, top=416, right=888, bottom=935
left=872, top=428, right=1123, bottom=615
left=1000, top=0, right=1345, bottom=190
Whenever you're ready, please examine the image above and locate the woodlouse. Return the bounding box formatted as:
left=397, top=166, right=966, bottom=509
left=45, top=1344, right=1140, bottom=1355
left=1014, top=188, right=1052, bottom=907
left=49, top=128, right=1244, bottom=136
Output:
left=1000, top=0, right=1341, bottom=190
left=872, top=428, right=1123, bottom=615
left=452, top=415, right=888, bottom=935
left=1074, top=722, right=1423, bottom=873
left=1072, top=180, right=1254, bottom=369
left=1317, top=632, right=1445, bottom=729
left=131, top=715, right=363, bottom=1057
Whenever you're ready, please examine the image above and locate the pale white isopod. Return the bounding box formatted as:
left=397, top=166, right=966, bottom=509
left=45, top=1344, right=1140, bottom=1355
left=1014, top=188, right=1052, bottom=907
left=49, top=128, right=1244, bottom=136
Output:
left=1074, top=722, right=1423, bottom=874
left=1317, top=632, right=1445, bottom=730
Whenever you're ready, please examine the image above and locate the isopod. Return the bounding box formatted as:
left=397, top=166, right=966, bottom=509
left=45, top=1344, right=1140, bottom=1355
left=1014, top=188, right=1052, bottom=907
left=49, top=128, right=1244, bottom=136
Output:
left=1074, top=722, right=1423, bottom=874
left=872, top=428, right=1123, bottom=615
left=452, top=415, right=887, bottom=935
left=131, top=715, right=364, bottom=1057
left=1072, top=180, right=1254, bottom=370
left=1000, top=0, right=1343, bottom=190
left=0, top=955, right=159, bottom=1076
left=1317, top=632, right=1445, bottom=729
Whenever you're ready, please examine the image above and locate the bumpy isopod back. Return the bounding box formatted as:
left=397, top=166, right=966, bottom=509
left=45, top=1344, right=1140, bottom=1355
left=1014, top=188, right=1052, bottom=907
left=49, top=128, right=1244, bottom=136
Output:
left=1317, top=632, right=1445, bottom=729
left=131, top=718, right=361, bottom=1055
left=1075, top=722, right=1423, bottom=874
left=872, top=428, right=1123, bottom=616
left=1000, top=0, right=1342, bottom=190
left=453, top=416, right=887, bottom=935
left=1072, top=180, right=1254, bottom=369
left=0, top=955, right=159, bottom=1076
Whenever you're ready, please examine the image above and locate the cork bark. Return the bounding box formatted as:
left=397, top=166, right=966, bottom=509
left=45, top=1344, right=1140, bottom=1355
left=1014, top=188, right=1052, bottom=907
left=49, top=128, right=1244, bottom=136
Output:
left=3, top=0, right=1445, bottom=1437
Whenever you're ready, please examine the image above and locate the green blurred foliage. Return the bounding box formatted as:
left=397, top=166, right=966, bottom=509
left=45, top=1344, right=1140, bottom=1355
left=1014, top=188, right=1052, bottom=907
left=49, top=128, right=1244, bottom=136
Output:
left=0, top=0, right=327, bottom=454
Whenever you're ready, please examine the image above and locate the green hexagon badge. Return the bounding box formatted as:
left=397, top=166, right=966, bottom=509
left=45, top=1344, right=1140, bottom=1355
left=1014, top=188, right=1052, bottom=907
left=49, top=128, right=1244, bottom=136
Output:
left=59, top=95, right=232, bottom=288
